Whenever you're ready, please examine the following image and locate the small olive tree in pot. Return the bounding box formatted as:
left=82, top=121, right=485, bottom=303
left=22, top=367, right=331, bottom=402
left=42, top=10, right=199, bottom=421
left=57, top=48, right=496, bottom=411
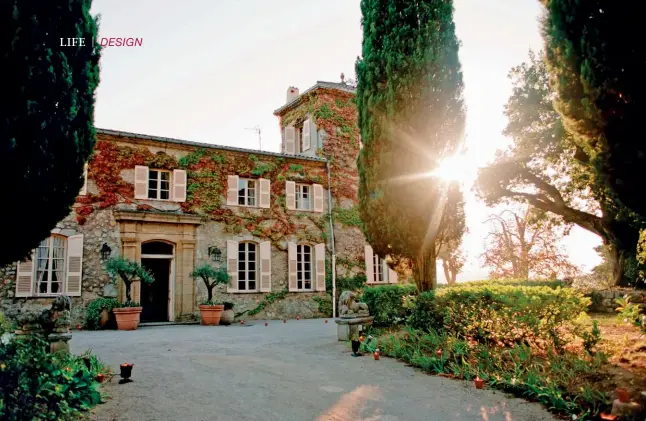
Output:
left=104, top=257, right=154, bottom=330
left=191, top=264, right=230, bottom=325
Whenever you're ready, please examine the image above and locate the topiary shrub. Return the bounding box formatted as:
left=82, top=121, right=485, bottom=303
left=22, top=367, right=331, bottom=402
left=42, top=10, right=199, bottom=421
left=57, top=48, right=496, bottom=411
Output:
left=361, top=285, right=418, bottom=327
left=84, top=297, right=120, bottom=330
left=104, top=257, right=154, bottom=306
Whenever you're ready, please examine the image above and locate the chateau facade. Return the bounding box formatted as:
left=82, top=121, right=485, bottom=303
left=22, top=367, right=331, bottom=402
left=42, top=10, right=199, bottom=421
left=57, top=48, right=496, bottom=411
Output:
left=0, top=80, right=401, bottom=324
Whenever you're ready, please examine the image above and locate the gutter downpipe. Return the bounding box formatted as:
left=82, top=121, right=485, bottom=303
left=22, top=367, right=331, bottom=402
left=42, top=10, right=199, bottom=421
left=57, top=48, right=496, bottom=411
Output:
left=326, top=160, right=337, bottom=318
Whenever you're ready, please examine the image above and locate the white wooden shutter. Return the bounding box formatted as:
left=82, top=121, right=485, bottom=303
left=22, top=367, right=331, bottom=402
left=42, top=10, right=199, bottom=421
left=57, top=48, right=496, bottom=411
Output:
left=172, top=169, right=187, bottom=202
left=227, top=175, right=239, bottom=206
left=302, top=119, right=311, bottom=151
left=364, top=245, right=374, bottom=284
left=65, top=234, right=84, bottom=296
left=259, top=241, right=272, bottom=292
left=313, top=184, right=324, bottom=212
left=79, top=163, right=88, bottom=196
left=285, top=181, right=296, bottom=210
left=284, top=126, right=296, bottom=154
left=134, top=165, right=149, bottom=199
left=314, top=243, right=326, bottom=292
left=15, top=251, right=35, bottom=297
left=288, top=242, right=297, bottom=292
left=259, top=178, right=271, bottom=208
left=227, top=240, right=238, bottom=292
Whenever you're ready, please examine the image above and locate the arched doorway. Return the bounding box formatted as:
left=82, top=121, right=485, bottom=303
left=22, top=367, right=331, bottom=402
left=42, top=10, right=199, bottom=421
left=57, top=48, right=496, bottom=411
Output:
left=140, top=241, right=174, bottom=322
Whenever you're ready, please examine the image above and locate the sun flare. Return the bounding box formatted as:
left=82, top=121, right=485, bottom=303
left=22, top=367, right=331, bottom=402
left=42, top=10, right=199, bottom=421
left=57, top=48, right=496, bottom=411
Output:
left=430, top=155, right=475, bottom=183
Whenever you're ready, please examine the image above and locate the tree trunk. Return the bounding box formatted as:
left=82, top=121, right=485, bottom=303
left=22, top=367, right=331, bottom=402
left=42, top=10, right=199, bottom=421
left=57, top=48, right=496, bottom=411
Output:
left=609, top=244, right=628, bottom=287
left=414, top=245, right=437, bottom=291
left=124, top=280, right=132, bottom=303
left=207, top=284, right=213, bottom=302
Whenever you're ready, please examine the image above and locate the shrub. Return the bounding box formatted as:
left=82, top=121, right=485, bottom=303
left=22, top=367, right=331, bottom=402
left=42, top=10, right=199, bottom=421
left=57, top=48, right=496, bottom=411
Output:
left=190, top=263, right=229, bottom=304
left=407, top=291, right=443, bottom=332
left=615, top=295, right=646, bottom=334
left=361, top=285, right=417, bottom=326
left=84, top=297, right=120, bottom=330
left=374, top=328, right=610, bottom=419
left=313, top=295, right=333, bottom=317
left=435, top=284, right=590, bottom=349
left=0, top=334, right=106, bottom=420
left=104, top=256, right=154, bottom=306
left=443, top=278, right=566, bottom=289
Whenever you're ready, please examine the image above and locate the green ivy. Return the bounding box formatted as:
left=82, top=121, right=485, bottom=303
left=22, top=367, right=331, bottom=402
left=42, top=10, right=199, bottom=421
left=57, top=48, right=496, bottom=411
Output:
left=333, top=206, right=363, bottom=228
left=178, top=148, right=207, bottom=167
left=236, top=288, right=289, bottom=317
left=315, top=103, right=334, bottom=120
left=313, top=295, right=333, bottom=316
left=288, top=164, right=304, bottom=174
left=252, top=161, right=275, bottom=176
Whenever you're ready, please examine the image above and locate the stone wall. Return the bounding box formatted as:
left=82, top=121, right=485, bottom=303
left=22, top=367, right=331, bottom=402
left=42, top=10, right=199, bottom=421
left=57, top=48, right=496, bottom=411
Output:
left=586, top=289, right=646, bottom=313
left=0, top=209, right=120, bottom=326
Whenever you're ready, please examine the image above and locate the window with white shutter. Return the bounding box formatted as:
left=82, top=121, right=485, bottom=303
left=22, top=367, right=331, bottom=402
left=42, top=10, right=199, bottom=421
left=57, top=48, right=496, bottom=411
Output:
left=134, top=165, right=149, bottom=199
left=313, top=184, right=324, bottom=212
left=301, top=119, right=311, bottom=152
left=285, top=181, right=296, bottom=210
left=295, top=184, right=311, bottom=210
left=259, top=178, right=271, bottom=208
left=65, top=234, right=84, bottom=296
left=259, top=241, right=272, bottom=292
left=172, top=169, right=187, bottom=202
left=226, top=175, right=239, bottom=206
left=226, top=240, right=238, bottom=292
left=15, top=252, right=35, bottom=297
left=284, top=126, right=296, bottom=155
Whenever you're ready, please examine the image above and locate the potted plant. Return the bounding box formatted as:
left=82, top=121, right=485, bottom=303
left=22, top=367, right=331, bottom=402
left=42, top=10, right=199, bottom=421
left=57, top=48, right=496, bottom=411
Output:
left=104, top=257, right=154, bottom=330
left=220, top=302, right=235, bottom=326
left=190, top=264, right=230, bottom=326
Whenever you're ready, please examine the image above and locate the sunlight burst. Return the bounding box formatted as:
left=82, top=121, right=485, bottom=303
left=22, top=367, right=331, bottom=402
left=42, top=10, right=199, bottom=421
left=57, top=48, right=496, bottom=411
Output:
left=430, top=155, right=475, bottom=183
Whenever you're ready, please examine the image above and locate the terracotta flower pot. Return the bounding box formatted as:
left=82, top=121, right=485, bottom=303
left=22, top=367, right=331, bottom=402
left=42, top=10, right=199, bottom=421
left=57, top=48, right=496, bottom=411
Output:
left=474, top=377, right=484, bottom=389
left=616, top=387, right=631, bottom=403
left=199, top=304, right=224, bottom=326
left=113, top=307, right=143, bottom=331
left=96, top=373, right=105, bottom=383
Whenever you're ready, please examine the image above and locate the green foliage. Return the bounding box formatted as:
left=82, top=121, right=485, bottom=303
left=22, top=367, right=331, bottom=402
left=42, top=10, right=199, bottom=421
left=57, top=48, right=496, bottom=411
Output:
left=407, top=291, right=443, bottom=332
left=251, top=161, right=275, bottom=177
left=313, top=295, right=333, bottom=317
left=543, top=1, right=646, bottom=221
left=581, top=320, right=602, bottom=354
left=0, top=335, right=106, bottom=420
left=361, top=285, right=418, bottom=327
left=449, top=278, right=566, bottom=289
left=333, top=206, right=363, bottom=228
left=104, top=257, right=154, bottom=304
left=314, top=104, right=334, bottom=120
left=615, top=295, right=646, bottom=333
left=356, top=0, right=466, bottom=291
left=237, top=289, right=289, bottom=317
left=374, top=328, right=609, bottom=419
left=288, top=164, right=304, bottom=174
left=84, top=298, right=120, bottom=330
left=0, top=0, right=101, bottom=265
left=328, top=273, right=367, bottom=295
left=178, top=148, right=207, bottom=167
left=190, top=263, right=229, bottom=302
left=435, top=283, right=590, bottom=349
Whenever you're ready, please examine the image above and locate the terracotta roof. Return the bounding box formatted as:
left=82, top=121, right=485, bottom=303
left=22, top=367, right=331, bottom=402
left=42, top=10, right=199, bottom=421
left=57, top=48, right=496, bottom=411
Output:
left=96, top=128, right=327, bottom=163
left=273, top=81, right=356, bottom=115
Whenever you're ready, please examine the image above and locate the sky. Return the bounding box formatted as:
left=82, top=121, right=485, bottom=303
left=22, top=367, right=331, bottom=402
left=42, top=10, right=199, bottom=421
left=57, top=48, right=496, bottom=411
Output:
left=90, top=0, right=601, bottom=282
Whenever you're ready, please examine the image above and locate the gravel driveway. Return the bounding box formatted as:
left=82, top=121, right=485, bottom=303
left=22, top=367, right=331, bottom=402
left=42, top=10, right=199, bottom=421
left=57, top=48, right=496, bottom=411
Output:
left=73, top=319, right=556, bottom=421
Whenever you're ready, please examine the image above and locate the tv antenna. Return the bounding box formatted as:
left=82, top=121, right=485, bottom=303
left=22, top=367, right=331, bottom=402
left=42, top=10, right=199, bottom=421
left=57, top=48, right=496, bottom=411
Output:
left=245, top=126, right=261, bottom=150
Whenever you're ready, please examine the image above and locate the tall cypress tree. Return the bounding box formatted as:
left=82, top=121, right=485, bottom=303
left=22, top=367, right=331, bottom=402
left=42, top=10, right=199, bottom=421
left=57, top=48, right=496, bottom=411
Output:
left=356, top=0, right=465, bottom=291
left=0, top=0, right=101, bottom=265
left=542, top=1, right=646, bottom=221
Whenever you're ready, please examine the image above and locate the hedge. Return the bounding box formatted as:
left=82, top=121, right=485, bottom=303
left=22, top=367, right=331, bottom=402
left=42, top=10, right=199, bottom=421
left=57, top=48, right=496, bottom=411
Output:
left=361, top=285, right=417, bottom=326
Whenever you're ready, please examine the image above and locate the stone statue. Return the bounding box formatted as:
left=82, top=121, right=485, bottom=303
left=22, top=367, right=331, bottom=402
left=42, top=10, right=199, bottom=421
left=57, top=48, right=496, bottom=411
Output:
left=338, top=290, right=369, bottom=317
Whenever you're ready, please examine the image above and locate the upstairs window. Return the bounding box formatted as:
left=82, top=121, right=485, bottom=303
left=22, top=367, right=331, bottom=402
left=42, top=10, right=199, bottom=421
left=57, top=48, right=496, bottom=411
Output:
left=148, top=169, right=170, bottom=200
left=238, top=178, right=256, bottom=207
left=295, top=184, right=311, bottom=210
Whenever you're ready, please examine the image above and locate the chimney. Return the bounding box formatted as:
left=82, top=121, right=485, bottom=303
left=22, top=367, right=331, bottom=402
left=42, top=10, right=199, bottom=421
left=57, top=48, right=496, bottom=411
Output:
left=286, top=86, right=300, bottom=104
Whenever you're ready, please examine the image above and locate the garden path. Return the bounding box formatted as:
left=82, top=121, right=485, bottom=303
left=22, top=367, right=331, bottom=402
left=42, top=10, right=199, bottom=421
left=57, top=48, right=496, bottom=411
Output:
left=73, top=319, right=557, bottom=421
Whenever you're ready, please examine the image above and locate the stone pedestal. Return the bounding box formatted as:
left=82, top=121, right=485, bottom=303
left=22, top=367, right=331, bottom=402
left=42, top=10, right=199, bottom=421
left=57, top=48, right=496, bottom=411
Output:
left=611, top=398, right=642, bottom=419
left=48, top=329, right=73, bottom=353
left=335, top=316, right=374, bottom=341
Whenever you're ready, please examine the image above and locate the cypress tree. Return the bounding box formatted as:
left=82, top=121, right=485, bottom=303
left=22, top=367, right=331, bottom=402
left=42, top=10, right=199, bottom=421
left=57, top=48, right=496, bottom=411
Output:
left=542, top=1, right=646, bottom=220
left=356, top=0, right=465, bottom=291
left=0, top=0, right=101, bottom=265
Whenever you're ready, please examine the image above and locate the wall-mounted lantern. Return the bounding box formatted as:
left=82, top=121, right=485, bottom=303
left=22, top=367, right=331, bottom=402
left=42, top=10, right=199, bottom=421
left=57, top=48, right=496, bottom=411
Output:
left=100, top=243, right=112, bottom=261
left=208, top=246, right=222, bottom=263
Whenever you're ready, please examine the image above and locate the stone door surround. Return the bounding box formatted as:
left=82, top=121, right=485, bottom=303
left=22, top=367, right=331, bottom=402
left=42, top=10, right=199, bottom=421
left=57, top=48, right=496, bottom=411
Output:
left=114, top=210, right=202, bottom=320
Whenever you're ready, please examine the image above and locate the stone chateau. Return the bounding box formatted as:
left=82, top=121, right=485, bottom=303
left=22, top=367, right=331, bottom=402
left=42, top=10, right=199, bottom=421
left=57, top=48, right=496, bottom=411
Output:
left=0, top=80, right=402, bottom=325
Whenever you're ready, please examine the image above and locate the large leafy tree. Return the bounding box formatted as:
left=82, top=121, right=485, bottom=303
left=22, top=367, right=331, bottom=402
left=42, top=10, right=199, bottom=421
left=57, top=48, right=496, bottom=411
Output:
left=482, top=207, right=579, bottom=280
left=0, top=0, right=101, bottom=265
left=542, top=1, right=646, bottom=221
left=476, top=52, right=640, bottom=286
left=356, top=0, right=465, bottom=291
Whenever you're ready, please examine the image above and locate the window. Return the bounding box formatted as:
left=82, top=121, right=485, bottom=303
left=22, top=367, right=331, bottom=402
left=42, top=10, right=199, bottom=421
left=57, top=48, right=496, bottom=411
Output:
left=373, top=254, right=388, bottom=283
left=295, top=184, right=311, bottom=210
left=148, top=169, right=170, bottom=200
left=296, top=244, right=313, bottom=290
left=237, top=242, right=257, bottom=291
left=297, top=126, right=304, bottom=154
left=238, top=178, right=256, bottom=206
left=36, top=235, right=67, bottom=294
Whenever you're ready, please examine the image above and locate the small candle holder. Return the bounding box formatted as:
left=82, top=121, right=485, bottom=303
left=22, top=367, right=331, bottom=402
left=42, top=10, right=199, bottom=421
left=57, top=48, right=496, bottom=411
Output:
left=474, top=377, right=484, bottom=389
left=374, top=349, right=380, bottom=361
left=119, top=363, right=134, bottom=384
